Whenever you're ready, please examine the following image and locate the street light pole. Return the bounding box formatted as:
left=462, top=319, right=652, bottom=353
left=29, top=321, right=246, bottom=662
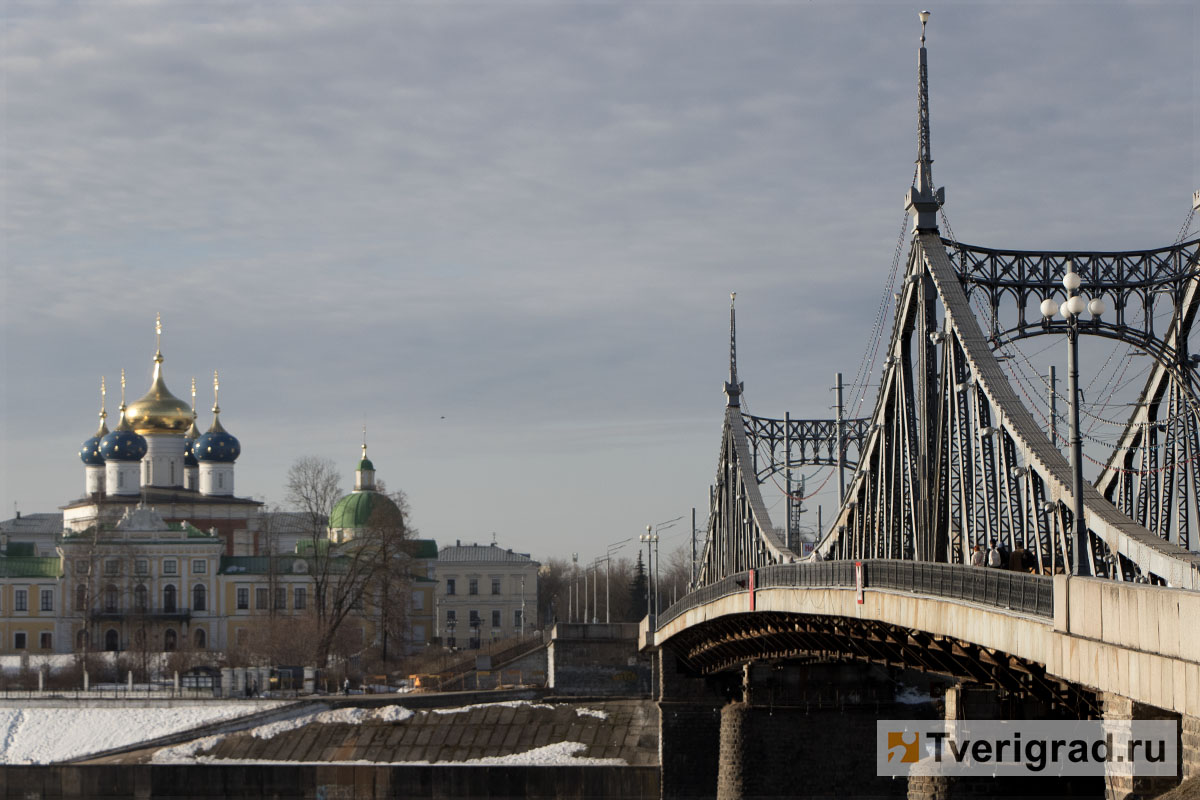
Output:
left=640, top=526, right=655, bottom=619
left=1041, top=259, right=1102, bottom=576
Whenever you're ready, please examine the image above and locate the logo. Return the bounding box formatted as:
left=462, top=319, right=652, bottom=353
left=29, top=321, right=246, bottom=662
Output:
left=887, top=731, right=920, bottom=763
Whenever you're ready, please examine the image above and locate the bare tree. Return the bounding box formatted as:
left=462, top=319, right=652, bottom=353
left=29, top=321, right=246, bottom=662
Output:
left=284, top=456, right=344, bottom=664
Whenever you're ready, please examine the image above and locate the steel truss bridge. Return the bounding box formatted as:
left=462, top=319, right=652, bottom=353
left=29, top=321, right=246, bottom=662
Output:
left=694, top=25, right=1200, bottom=595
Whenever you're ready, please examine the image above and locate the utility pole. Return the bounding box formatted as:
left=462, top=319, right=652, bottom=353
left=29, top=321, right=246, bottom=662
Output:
left=1048, top=365, right=1058, bottom=449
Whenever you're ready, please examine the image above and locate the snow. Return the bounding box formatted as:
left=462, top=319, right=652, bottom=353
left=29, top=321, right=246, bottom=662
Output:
left=459, top=742, right=625, bottom=766
left=0, top=705, right=281, bottom=764
left=574, top=707, right=607, bottom=720
left=432, top=695, right=552, bottom=714
left=152, top=705, right=414, bottom=763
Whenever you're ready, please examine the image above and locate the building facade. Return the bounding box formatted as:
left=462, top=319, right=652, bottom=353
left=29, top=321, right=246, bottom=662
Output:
left=435, top=542, right=538, bottom=649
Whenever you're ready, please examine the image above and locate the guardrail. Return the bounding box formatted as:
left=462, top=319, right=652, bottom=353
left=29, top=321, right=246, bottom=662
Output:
left=656, top=559, right=1054, bottom=629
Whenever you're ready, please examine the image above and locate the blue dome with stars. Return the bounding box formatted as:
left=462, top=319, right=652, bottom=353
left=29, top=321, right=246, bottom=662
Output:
left=80, top=434, right=106, bottom=466
left=99, top=425, right=147, bottom=462
left=193, top=417, right=240, bottom=463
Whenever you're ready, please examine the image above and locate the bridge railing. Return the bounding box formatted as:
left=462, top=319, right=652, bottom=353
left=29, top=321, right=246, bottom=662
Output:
left=658, top=560, right=1053, bottom=629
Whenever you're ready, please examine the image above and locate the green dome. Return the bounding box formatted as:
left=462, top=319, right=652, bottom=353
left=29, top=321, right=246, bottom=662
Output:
left=328, top=490, right=400, bottom=530
left=358, top=457, right=375, bottom=471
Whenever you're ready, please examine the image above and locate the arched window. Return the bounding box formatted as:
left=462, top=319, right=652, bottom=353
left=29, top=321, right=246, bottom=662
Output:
left=104, top=629, right=119, bottom=651
left=194, top=628, right=206, bottom=649
left=76, top=629, right=89, bottom=650
left=163, top=584, right=177, bottom=613
left=134, top=584, right=148, bottom=612
left=164, top=629, right=177, bottom=652
left=104, top=584, right=119, bottom=612
left=193, top=583, right=206, bottom=612
left=75, top=585, right=87, bottom=612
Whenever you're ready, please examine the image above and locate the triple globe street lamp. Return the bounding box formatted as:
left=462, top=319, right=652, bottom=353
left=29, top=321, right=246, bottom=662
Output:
left=1039, top=260, right=1103, bottom=576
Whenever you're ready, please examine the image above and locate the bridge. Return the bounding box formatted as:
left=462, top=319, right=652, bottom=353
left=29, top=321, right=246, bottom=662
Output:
left=641, top=14, right=1200, bottom=800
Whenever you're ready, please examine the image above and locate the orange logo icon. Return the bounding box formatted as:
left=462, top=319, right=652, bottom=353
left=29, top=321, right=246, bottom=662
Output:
left=887, top=731, right=919, bottom=763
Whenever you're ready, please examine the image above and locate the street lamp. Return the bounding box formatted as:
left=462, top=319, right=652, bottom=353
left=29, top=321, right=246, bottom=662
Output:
left=639, top=526, right=657, bottom=619
left=1041, top=259, right=1103, bottom=576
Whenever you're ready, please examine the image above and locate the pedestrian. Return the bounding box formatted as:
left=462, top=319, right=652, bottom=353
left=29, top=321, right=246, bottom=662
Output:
left=971, top=544, right=985, bottom=567
left=987, top=540, right=1003, bottom=568
left=1009, top=545, right=1027, bottom=572
left=342, top=677, right=350, bottom=696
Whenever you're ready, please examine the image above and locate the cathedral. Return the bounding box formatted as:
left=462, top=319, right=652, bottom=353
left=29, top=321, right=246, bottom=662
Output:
left=0, top=320, right=438, bottom=659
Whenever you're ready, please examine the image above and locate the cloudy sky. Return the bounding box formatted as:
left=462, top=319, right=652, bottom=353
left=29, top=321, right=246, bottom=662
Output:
left=2, top=2, right=1196, bottom=565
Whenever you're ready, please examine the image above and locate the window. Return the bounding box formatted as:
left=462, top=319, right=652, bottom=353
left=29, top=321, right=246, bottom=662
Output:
left=104, top=585, right=118, bottom=612
left=294, top=587, right=306, bottom=610
left=412, top=590, right=424, bottom=611
left=256, top=588, right=268, bottom=610
left=350, top=591, right=364, bottom=611
left=446, top=609, right=457, bottom=622
left=514, top=609, right=523, bottom=630
left=469, top=610, right=480, bottom=624
left=164, top=584, right=178, bottom=612
left=163, top=560, right=178, bottom=576
left=40, top=632, right=52, bottom=650
left=134, top=559, right=148, bottom=575
left=14, top=633, right=26, bottom=650
left=237, top=588, right=249, bottom=610
left=275, top=587, right=287, bottom=610
left=75, top=585, right=87, bottom=612
left=194, top=628, right=206, bottom=649
left=446, top=579, right=456, bottom=596
left=491, top=578, right=501, bottom=595
left=164, top=629, right=177, bottom=651
left=104, top=629, right=119, bottom=651
left=468, top=578, right=479, bottom=595
left=192, top=560, right=207, bottom=574
left=134, top=584, right=148, bottom=612
left=193, top=584, right=207, bottom=612
left=15, top=590, right=27, bottom=612
left=40, top=589, right=54, bottom=612
left=491, top=609, right=501, bottom=628
left=104, top=560, right=119, bottom=576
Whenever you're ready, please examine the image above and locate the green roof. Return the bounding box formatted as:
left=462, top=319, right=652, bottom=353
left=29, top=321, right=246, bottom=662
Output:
left=0, top=557, right=62, bottom=578
left=358, top=457, right=375, bottom=471
left=328, top=490, right=401, bottom=530
left=220, top=555, right=309, bottom=575
left=409, top=539, right=438, bottom=559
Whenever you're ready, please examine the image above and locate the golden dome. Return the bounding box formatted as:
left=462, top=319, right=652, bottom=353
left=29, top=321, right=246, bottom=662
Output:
left=126, top=351, right=193, bottom=436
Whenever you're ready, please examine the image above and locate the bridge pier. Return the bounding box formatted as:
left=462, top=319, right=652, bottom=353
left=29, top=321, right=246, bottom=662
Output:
left=710, top=662, right=917, bottom=800
left=1100, top=692, right=1184, bottom=800
left=658, top=651, right=727, bottom=800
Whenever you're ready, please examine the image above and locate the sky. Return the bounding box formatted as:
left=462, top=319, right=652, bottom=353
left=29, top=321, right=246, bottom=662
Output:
left=2, top=2, right=1197, bottom=567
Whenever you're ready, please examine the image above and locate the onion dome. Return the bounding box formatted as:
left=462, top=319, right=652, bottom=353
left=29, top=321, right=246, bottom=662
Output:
left=125, top=317, right=193, bottom=435
left=100, top=370, right=148, bottom=462
left=358, top=443, right=374, bottom=472
left=80, top=378, right=110, bottom=465
left=193, top=371, right=240, bottom=463
left=100, top=406, right=148, bottom=462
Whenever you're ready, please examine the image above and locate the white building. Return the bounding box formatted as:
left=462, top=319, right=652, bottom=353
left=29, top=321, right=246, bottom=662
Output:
left=435, top=541, right=538, bottom=648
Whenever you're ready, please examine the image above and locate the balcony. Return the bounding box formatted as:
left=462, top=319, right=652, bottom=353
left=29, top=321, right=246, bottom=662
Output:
left=91, top=606, right=192, bottom=621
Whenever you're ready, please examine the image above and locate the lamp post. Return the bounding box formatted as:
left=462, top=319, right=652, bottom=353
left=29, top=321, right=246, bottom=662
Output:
left=640, top=526, right=656, bottom=618
left=1040, top=259, right=1103, bottom=576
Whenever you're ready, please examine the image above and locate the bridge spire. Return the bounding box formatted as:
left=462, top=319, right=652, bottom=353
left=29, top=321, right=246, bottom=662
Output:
left=724, top=292, right=743, bottom=407
left=905, top=10, right=945, bottom=232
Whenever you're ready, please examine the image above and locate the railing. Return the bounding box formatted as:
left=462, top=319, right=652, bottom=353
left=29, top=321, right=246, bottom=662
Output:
left=656, top=560, right=1054, bottom=629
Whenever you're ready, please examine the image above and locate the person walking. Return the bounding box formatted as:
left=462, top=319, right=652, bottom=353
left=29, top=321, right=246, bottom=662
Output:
left=971, top=544, right=985, bottom=567
left=987, top=540, right=1003, bottom=568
